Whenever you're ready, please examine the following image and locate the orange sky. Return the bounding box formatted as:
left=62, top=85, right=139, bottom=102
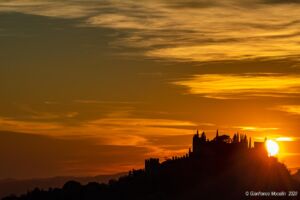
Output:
left=1, top=0, right=300, bottom=179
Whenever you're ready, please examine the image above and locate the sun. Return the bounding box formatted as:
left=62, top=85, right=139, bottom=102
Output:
left=265, top=140, right=279, bottom=156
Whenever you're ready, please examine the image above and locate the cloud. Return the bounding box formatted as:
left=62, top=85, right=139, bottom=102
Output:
left=165, top=0, right=219, bottom=8
left=74, top=99, right=141, bottom=105
left=172, top=74, right=300, bottom=99
left=0, top=114, right=202, bottom=178
left=275, top=105, right=300, bottom=115
left=86, top=13, right=151, bottom=30
left=0, top=115, right=198, bottom=147
left=0, top=117, right=199, bottom=178
left=146, top=38, right=300, bottom=62
left=0, top=0, right=99, bottom=19
left=0, top=117, right=64, bottom=134
left=81, top=117, right=198, bottom=146
left=18, top=105, right=79, bottom=120
left=234, top=126, right=279, bottom=132
left=276, top=137, right=295, bottom=141
left=263, top=0, right=300, bottom=4
left=1, top=0, right=300, bottom=62
left=82, top=1, right=300, bottom=62
left=0, top=130, right=148, bottom=178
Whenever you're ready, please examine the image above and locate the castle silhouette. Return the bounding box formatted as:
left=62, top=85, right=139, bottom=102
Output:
left=145, top=130, right=268, bottom=175
left=3, top=130, right=299, bottom=200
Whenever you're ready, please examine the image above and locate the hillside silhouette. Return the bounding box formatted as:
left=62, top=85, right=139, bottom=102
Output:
left=0, top=173, right=126, bottom=199
left=293, top=170, right=300, bottom=182
left=3, top=131, right=300, bottom=200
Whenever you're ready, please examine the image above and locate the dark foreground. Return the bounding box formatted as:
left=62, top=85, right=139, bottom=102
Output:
left=3, top=133, right=300, bottom=200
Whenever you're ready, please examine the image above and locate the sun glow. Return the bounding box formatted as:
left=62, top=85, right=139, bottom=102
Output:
left=266, top=140, right=279, bottom=157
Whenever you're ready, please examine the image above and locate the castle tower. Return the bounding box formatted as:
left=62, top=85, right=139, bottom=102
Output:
left=145, top=158, right=160, bottom=174
left=200, top=131, right=206, bottom=142
left=249, top=137, right=252, bottom=148
left=193, top=130, right=199, bottom=153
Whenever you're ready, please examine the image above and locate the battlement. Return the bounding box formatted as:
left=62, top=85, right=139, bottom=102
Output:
left=192, top=130, right=251, bottom=156
left=145, top=130, right=268, bottom=172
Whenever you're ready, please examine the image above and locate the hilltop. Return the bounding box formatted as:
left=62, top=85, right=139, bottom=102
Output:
left=0, top=173, right=125, bottom=199
left=3, top=131, right=300, bottom=200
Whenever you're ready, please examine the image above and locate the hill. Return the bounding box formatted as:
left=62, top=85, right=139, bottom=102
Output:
left=293, top=169, right=300, bottom=182
left=2, top=131, right=300, bottom=200
left=0, top=173, right=125, bottom=199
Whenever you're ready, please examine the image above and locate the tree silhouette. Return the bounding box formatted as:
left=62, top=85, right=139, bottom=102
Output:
left=2, top=131, right=300, bottom=200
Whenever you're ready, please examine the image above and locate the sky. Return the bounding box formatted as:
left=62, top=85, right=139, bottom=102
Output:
left=1, top=0, right=300, bottom=179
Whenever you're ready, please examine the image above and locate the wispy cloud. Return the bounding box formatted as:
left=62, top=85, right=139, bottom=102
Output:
left=74, top=99, right=141, bottom=105
left=276, top=137, right=295, bottom=141
left=0, top=0, right=99, bottom=18
left=235, top=126, right=279, bottom=132
left=275, top=105, right=300, bottom=115
left=0, top=130, right=149, bottom=178
left=16, top=105, right=79, bottom=120
left=0, top=116, right=199, bottom=172
left=0, top=116, right=198, bottom=144
left=173, top=74, right=300, bottom=99
left=262, top=0, right=300, bottom=5
left=0, top=117, right=64, bottom=134
left=1, top=0, right=300, bottom=62
left=85, top=1, right=300, bottom=61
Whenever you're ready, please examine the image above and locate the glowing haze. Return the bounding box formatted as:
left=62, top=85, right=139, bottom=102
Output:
left=1, top=0, right=300, bottom=179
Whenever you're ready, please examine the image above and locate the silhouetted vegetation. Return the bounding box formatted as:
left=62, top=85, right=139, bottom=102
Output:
left=3, top=131, right=300, bottom=200
left=0, top=173, right=126, bottom=198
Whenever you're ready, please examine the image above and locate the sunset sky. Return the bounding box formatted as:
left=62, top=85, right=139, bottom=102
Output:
left=1, top=0, right=300, bottom=179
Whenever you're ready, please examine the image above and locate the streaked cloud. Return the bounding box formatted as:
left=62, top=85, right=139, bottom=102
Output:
left=0, top=117, right=198, bottom=177
left=147, top=39, right=300, bottom=62
left=0, top=130, right=148, bottom=178
left=74, top=99, right=141, bottom=105
left=254, top=136, right=297, bottom=142
left=90, top=1, right=300, bottom=62
left=0, top=0, right=99, bottom=19
left=275, top=105, right=300, bottom=115
left=173, top=74, right=300, bottom=99
left=0, top=117, right=64, bottom=134
left=276, top=137, right=295, bottom=141
left=1, top=0, right=300, bottom=62
left=78, top=117, right=198, bottom=146
left=0, top=116, right=198, bottom=143
left=0, top=115, right=199, bottom=164
left=281, top=153, right=300, bottom=156
left=263, top=0, right=300, bottom=4
left=235, top=126, right=279, bottom=132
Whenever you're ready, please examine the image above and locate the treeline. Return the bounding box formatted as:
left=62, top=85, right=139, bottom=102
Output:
left=3, top=154, right=300, bottom=200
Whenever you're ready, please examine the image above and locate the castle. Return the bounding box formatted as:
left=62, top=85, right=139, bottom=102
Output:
left=145, top=130, right=268, bottom=173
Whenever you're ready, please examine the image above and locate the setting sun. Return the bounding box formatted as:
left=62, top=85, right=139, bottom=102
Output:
left=266, top=140, right=279, bottom=157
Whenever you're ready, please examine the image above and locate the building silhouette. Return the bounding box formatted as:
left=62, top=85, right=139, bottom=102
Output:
left=145, top=158, right=159, bottom=175
left=145, top=130, right=268, bottom=173
left=3, top=130, right=299, bottom=200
